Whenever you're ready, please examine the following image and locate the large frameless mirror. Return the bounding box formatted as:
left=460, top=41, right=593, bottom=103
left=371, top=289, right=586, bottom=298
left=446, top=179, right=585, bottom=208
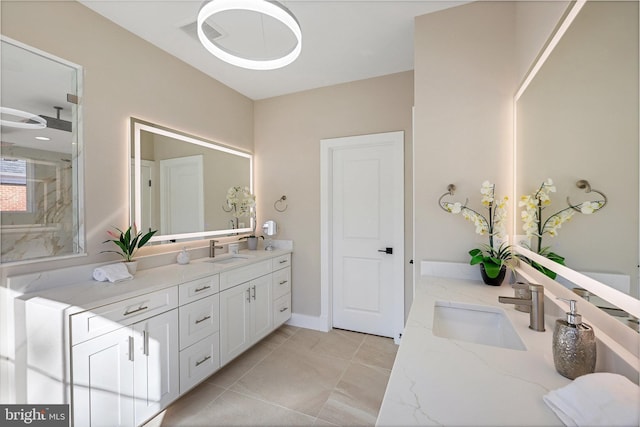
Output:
left=0, top=37, right=84, bottom=263
left=515, top=1, right=639, bottom=329
left=131, top=118, right=253, bottom=243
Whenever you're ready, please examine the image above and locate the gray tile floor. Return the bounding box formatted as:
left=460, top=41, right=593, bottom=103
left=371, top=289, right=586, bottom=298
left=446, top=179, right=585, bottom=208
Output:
left=145, top=326, right=398, bottom=426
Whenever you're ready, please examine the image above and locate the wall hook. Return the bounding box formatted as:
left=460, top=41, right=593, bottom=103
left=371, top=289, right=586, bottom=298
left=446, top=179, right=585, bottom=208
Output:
left=274, top=195, right=288, bottom=212
left=566, top=179, right=607, bottom=212
left=438, top=184, right=468, bottom=212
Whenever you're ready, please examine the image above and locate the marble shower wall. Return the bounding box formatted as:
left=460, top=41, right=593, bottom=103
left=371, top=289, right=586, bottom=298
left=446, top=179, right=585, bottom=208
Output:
left=1, top=146, right=76, bottom=262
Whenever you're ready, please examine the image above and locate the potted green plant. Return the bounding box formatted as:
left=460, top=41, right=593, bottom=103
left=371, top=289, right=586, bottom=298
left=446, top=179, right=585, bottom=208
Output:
left=440, top=181, right=514, bottom=285
left=469, top=242, right=514, bottom=286
left=102, top=225, right=157, bottom=274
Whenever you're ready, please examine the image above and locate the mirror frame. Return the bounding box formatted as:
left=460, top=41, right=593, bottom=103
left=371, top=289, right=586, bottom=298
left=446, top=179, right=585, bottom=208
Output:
left=131, top=118, right=253, bottom=243
left=513, top=0, right=640, bottom=319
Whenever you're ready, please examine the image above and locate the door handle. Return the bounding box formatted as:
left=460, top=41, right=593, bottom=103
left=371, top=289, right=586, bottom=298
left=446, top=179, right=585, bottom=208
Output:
left=378, top=247, right=393, bottom=254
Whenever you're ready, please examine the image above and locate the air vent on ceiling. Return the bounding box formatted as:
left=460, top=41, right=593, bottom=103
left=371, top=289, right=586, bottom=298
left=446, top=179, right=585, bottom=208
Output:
left=180, top=20, right=222, bottom=42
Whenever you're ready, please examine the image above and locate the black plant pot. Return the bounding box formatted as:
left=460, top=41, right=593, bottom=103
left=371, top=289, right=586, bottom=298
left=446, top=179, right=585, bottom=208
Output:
left=479, top=264, right=507, bottom=286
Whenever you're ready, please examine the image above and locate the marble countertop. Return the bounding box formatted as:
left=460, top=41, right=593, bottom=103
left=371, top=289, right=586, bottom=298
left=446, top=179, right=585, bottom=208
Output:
left=376, top=275, right=570, bottom=426
left=16, top=249, right=291, bottom=314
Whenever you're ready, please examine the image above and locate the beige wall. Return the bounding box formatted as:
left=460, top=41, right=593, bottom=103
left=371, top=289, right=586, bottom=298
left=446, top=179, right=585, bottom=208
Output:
left=254, top=71, right=414, bottom=317
left=0, top=1, right=254, bottom=279
left=413, top=2, right=517, bottom=267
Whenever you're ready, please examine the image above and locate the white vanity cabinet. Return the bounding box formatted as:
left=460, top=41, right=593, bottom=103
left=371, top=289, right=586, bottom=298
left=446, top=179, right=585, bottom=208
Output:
left=272, top=254, right=292, bottom=327
left=17, top=249, right=292, bottom=427
left=72, top=301, right=179, bottom=427
left=177, top=275, right=221, bottom=393
left=219, top=274, right=272, bottom=365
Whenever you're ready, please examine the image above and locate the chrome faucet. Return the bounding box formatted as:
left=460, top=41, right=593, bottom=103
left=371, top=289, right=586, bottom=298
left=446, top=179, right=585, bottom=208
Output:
left=499, top=283, right=546, bottom=332
left=209, top=240, right=223, bottom=258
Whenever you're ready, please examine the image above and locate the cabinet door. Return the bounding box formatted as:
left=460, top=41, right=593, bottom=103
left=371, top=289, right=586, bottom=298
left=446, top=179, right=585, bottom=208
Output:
left=219, top=284, right=251, bottom=366
left=133, top=310, right=179, bottom=426
left=72, top=328, right=135, bottom=427
left=250, top=275, right=273, bottom=341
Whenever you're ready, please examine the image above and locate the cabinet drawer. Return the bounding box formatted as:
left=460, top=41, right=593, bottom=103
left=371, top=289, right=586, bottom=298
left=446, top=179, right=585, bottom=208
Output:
left=179, top=294, right=220, bottom=350
left=273, top=293, right=291, bottom=327
left=179, top=332, right=220, bottom=393
left=271, top=253, right=291, bottom=271
left=219, top=259, right=272, bottom=291
left=71, top=287, right=178, bottom=346
left=178, top=275, right=219, bottom=305
left=272, top=267, right=291, bottom=300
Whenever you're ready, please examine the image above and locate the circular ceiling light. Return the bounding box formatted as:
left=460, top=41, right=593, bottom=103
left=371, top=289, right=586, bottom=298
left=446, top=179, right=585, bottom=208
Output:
left=197, top=0, right=302, bottom=70
left=0, top=107, right=47, bottom=130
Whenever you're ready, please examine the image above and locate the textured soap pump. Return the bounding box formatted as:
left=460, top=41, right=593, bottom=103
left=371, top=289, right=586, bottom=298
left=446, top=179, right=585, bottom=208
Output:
left=552, top=298, right=596, bottom=379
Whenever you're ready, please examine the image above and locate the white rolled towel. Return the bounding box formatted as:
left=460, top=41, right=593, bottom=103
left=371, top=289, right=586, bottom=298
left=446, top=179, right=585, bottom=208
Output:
left=543, top=372, right=640, bottom=426
left=93, top=263, right=133, bottom=283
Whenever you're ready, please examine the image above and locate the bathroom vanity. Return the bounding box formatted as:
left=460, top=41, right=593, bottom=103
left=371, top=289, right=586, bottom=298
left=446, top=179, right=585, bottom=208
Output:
left=376, top=267, right=640, bottom=426
left=14, top=249, right=292, bottom=427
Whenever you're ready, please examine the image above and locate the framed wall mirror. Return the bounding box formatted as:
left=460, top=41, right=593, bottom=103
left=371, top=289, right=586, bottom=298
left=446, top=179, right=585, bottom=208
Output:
left=0, top=36, right=84, bottom=263
left=130, top=118, right=253, bottom=243
left=515, top=1, right=639, bottom=323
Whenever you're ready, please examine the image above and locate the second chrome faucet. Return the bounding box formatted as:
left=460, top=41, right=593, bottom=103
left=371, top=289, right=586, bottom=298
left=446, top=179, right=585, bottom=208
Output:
left=499, top=283, right=546, bottom=332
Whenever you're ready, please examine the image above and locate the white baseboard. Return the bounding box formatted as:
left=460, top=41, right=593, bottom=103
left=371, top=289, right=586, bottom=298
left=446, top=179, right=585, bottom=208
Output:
left=286, top=313, right=330, bottom=332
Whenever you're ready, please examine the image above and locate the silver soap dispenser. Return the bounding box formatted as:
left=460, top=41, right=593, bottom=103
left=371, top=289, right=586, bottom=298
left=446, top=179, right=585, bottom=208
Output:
left=552, top=298, right=596, bottom=379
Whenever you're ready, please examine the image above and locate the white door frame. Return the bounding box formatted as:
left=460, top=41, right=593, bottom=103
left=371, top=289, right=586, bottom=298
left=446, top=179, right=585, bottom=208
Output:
left=320, top=131, right=405, bottom=342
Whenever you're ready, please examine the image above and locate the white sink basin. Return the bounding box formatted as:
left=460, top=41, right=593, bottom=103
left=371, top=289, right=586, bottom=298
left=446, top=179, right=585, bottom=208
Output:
left=432, top=301, right=527, bottom=351
left=205, top=254, right=255, bottom=265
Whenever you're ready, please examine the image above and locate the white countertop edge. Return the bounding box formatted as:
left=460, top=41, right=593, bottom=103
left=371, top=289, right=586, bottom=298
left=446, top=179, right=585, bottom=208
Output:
left=377, top=271, right=640, bottom=426
left=15, top=249, right=292, bottom=314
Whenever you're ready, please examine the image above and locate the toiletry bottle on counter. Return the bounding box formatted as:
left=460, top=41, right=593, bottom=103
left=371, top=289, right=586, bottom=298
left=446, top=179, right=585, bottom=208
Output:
left=177, top=247, right=190, bottom=265
left=552, top=298, right=596, bottom=379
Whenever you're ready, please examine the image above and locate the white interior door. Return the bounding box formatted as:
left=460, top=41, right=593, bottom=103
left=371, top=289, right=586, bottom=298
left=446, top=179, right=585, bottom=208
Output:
left=160, top=155, right=204, bottom=236
left=325, top=132, right=404, bottom=339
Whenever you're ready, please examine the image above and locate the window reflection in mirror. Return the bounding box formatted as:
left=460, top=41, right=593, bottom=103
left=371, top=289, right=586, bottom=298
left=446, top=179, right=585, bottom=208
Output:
left=130, top=118, right=253, bottom=243
left=0, top=37, right=83, bottom=263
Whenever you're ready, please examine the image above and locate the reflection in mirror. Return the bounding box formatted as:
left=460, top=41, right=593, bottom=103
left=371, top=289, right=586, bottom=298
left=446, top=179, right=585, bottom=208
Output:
left=131, top=118, right=253, bottom=243
left=0, top=37, right=83, bottom=263
left=515, top=1, right=639, bottom=326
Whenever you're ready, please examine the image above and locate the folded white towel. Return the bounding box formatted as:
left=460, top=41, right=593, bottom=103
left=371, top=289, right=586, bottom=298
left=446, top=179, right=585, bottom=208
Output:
left=93, top=263, right=133, bottom=283
left=543, top=372, right=640, bottom=426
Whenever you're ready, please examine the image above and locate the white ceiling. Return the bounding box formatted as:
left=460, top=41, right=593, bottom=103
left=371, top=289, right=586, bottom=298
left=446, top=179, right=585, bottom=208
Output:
left=79, top=0, right=470, bottom=100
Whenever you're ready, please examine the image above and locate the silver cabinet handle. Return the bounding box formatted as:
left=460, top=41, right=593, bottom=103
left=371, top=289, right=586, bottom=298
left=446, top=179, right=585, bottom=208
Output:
left=246, top=288, right=251, bottom=303
left=195, top=355, right=211, bottom=367
left=252, top=285, right=256, bottom=300
left=279, top=307, right=289, bottom=313
left=279, top=280, right=288, bottom=285
left=124, top=305, right=148, bottom=316
left=195, top=315, right=211, bottom=324
left=128, top=336, right=134, bottom=361
left=194, top=285, right=211, bottom=293
left=279, top=260, right=287, bottom=264
left=143, top=330, right=149, bottom=356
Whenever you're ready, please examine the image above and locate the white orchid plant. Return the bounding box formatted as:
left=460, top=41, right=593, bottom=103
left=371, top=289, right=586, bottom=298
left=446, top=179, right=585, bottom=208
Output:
left=226, top=186, right=255, bottom=218
left=441, top=181, right=513, bottom=279
left=519, top=178, right=605, bottom=278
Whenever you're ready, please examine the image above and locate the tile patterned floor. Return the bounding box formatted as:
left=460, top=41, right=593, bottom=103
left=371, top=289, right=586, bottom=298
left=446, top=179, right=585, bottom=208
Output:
left=145, top=326, right=398, bottom=427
